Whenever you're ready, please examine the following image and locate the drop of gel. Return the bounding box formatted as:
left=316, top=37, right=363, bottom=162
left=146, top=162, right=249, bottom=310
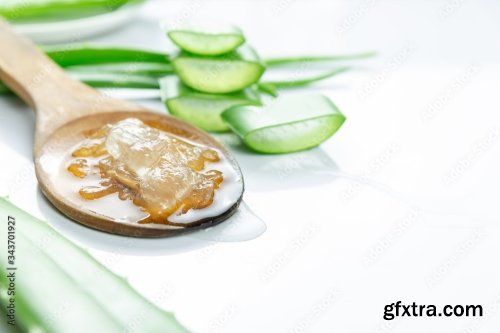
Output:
left=186, top=201, right=266, bottom=242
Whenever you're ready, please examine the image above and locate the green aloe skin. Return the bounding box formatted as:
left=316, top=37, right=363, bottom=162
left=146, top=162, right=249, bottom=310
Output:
left=222, top=94, right=346, bottom=154
left=0, top=198, right=190, bottom=333
left=171, top=45, right=266, bottom=94
left=0, top=0, right=144, bottom=22
left=0, top=45, right=172, bottom=92
left=167, top=24, right=245, bottom=56
left=43, top=45, right=169, bottom=67
left=160, top=76, right=260, bottom=132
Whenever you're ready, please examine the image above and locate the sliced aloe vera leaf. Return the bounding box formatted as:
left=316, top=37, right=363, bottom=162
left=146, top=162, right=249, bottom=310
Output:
left=222, top=94, right=346, bottom=154
left=165, top=23, right=245, bottom=56
left=0, top=198, right=190, bottom=333
left=171, top=45, right=265, bottom=94
left=43, top=45, right=169, bottom=67
left=160, top=76, right=260, bottom=132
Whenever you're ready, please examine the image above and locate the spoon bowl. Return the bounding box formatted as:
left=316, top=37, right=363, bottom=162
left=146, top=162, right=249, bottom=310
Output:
left=0, top=18, right=244, bottom=237
left=37, top=111, right=243, bottom=237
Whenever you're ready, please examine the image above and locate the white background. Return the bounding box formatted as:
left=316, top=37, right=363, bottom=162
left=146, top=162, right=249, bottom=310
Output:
left=1, top=0, right=500, bottom=332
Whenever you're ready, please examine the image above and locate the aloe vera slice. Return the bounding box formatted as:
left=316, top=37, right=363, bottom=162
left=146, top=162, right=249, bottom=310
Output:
left=166, top=23, right=245, bottom=56
left=222, top=94, right=346, bottom=153
left=0, top=198, right=190, bottom=333
left=160, top=76, right=260, bottom=132
left=171, top=45, right=265, bottom=94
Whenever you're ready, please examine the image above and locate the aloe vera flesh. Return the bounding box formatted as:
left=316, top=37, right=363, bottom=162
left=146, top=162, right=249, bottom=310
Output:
left=222, top=94, right=346, bottom=153
left=171, top=45, right=265, bottom=94
left=160, top=77, right=260, bottom=132
left=0, top=198, right=190, bottom=333
left=167, top=24, right=245, bottom=56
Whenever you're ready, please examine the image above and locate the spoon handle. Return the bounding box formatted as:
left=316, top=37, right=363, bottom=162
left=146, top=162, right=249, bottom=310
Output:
left=0, top=18, right=142, bottom=150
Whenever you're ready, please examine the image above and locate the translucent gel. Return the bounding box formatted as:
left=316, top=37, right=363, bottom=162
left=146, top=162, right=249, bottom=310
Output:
left=66, top=118, right=244, bottom=225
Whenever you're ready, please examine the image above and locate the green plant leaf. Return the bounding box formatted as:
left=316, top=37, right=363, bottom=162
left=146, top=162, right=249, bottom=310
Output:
left=222, top=94, right=346, bottom=153
left=0, top=198, right=190, bottom=333
left=70, top=71, right=160, bottom=89
left=43, top=44, right=169, bottom=67
left=66, top=62, right=174, bottom=77
left=0, top=0, right=143, bottom=22
left=260, top=66, right=350, bottom=91
left=171, top=45, right=265, bottom=94
left=160, top=76, right=260, bottom=132
left=0, top=71, right=160, bottom=92
left=265, top=51, right=377, bottom=67
left=165, top=23, right=245, bottom=56
left=256, top=82, right=278, bottom=97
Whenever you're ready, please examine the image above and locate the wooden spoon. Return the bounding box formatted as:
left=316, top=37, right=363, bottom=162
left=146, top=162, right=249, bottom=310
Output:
left=0, top=18, right=243, bottom=237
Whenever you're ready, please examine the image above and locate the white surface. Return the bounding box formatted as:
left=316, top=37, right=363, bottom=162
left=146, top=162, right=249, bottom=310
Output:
left=1, top=0, right=500, bottom=332
left=13, top=3, right=142, bottom=44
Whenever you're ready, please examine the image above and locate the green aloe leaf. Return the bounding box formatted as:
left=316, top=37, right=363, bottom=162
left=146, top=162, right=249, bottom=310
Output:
left=0, top=82, right=10, bottom=94
left=70, top=71, right=160, bottom=89
left=160, top=76, right=260, bottom=132
left=256, top=66, right=351, bottom=97
left=171, top=45, right=265, bottom=94
left=256, top=82, right=278, bottom=97
left=0, top=198, right=190, bottom=333
left=66, top=62, right=174, bottom=77
left=261, top=66, right=350, bottom=89
left=222, top=94, right=346, bottom=153
left=264, top=51, right=377, bottom=67
left=0, top=0, right=143, bottom=22
left=165, top=23, right=245, bottom=56
left=0, top=71, right=160, bottom=93
left=43, top=45, right=169, bottom=67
